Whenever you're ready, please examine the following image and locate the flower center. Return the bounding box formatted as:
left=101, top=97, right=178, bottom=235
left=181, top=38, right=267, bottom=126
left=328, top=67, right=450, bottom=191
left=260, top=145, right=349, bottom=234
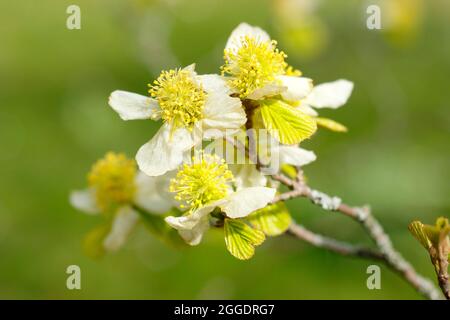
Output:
left=88, top=152, right=136, bottom=213
left=221, top=36, right=288, bottom=98
left=170, top=154, right=234, bottom=210
left=149, top=68, right=206, bottom=129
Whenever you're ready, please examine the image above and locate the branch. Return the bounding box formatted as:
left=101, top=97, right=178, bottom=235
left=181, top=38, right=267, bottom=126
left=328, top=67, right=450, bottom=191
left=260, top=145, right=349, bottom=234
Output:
left=436, top=247, right=450, bottom=299
left=287, top=222, right=384, bottom=261
left=274, top=173, right=443, bottom=300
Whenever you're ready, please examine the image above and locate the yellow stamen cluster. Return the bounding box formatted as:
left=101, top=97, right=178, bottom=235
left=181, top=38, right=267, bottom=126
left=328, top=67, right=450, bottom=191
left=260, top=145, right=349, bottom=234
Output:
left=170, top=154, right=234, bottom=210
left=149, top=68, right=206, bottom=129
left=88, top=152, right=136, bottom=213
left=221, top=36, right=288, bottom=98
left=285, top=66, right=302, bottom=77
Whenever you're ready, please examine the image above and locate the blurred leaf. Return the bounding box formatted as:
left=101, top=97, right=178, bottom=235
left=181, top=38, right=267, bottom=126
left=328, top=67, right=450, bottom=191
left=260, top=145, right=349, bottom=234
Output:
left=260, top=99, right=317, bottom=145
left=423, top=225, right=442, bottom=248
left=316, top=117, right=348, bottom=133
left=134, top=206, right=186, bottom=248
left=436, top=217, right=449, bottom=231
left=247, top=202, right=291, bottom=236
left=83, top=223, right=112, bottom=259
left=224, top=218, right=265, bottom=260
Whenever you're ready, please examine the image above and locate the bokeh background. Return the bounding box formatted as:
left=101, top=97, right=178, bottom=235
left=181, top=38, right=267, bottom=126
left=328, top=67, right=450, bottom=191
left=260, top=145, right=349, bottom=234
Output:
left=0, top=0, right=449, bottom=299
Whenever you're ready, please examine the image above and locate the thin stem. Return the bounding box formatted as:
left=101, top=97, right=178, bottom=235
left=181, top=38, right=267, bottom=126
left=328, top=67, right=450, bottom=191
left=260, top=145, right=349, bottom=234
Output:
left=272, top=173, right=295, bottom=188
left=274, top=174, right=443, bottom=300
left=436, top=248, right=450, bottom=299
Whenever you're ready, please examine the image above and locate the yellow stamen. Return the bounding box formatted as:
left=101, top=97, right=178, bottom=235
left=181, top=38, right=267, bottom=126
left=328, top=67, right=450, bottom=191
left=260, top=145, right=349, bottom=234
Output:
left=170, top=154, right=234, bottom=210
left=221, top=36, right=288, bottom=98
left=285, top=66, right=302, bottom=76
left=149, top=68, right=206, bottom=129
left=88, top=152, right=136, bottom=213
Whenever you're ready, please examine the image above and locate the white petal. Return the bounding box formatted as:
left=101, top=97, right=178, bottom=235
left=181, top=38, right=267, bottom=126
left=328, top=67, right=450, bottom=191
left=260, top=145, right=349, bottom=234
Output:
left=278, top=76, right=313, bottom=101
left=183, top=63, right=197, bottom=73
left=225, top=23, right=271, bottom=53
left=70, top=189, right=99, bottom=214
left=199, top=74, right=246, bottom=134
left=165, top=204, right=218, bottom=246
left=133, top=171, right=174, bottom=214
left=103, top=206, right=139, bottom=252
left=304, top=79, right=354, bottom=109
left=165, top=204, right=212, bottom=230
left=246, top=83, right=286, bottom=100
left=108, top=90, right=160, bottom=120
left=296, top=104, right=318, bottom=116
left=165, top=215, right=198, bottom=231
left=202, top=93, right=246, bottom=135
left=221, top=187, right=276, bottom=218
left=165, top=200, right=225, bottom=230
left=197, top=74, right=233, bottom=95
left=278, top=146, right=316, bottom=167
left=178, top=217, right=210, bottom=246
left=231, top=165, right=267, bottom=190
left=136, top=123, right=194, bottom=176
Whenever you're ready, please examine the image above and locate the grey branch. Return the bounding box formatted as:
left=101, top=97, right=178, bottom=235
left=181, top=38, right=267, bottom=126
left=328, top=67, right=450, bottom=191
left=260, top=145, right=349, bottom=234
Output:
left=287, top=222, right=384, bottom=261
left=274, top=173, right=443, bottom=300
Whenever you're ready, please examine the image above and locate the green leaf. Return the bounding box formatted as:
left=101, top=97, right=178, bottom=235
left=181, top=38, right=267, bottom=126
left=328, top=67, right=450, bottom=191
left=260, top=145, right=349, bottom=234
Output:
left=423, top=225, right=442, bottom=248
left=134, top=206, right=186, bottom=248
left=224, top=219, right=265, bottom=260
left=408, top=221, right=432, bottom=250
left=281, top=164, right=297, bottom=179
left=316, top=117, right=348, bottom=133
left=260, top=99, right=317, bottom=145
left=247, top=202, right=291, bottom=236
left=83, top=223, right=111, bottom=259
left=435, top=217, right=449, bottom=232
left=409, top=218, right=450, bottom=268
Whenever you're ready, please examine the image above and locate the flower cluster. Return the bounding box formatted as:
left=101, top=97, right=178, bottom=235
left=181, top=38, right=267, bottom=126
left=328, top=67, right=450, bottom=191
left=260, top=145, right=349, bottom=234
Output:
left=71, top=23, right=353, bottom=260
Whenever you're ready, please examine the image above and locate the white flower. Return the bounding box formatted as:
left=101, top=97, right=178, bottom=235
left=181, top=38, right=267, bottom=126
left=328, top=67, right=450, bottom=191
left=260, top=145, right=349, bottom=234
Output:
left=222, top=23, right=354, bottom=110
left=70, top=153, right=174, bottom=252
left=164, top=153, right=276, bottom=245
left=109, top=64, right=246, bottom=177
left=222, top=22, right=313, bottom=101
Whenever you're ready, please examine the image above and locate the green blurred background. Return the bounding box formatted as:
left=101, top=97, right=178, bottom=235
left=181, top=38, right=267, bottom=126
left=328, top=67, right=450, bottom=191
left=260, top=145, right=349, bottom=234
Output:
left=0, top=0, right=449, bottom=299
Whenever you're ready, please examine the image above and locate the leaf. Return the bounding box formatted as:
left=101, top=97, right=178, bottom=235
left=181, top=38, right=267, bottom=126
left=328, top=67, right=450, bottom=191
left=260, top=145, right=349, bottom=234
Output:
left=247, top=202, right=292, bottom=236
left=423, top=225, right=442, bottom=248
left=409, top=218, right=450, bottom=270
left=134, top=206, right=186, bottom=248
left=435, top=217, right=449, bottom=232
left=224, top=219, right=265, bottom=260
left=408, top=221, right=432, bottom=250
left=260, top=99, right=317, bottom=145
left=281, top=164, right=297, bottom=179
left=316, top=117, right=348, bottom=133
left=83, top=223, right=112, bottom=259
